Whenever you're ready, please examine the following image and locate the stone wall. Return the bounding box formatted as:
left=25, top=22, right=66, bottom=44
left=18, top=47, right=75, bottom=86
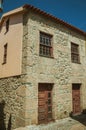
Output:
left=23, top=10, right=86, bottom=125
left=0, top=75, right=26, bottom=129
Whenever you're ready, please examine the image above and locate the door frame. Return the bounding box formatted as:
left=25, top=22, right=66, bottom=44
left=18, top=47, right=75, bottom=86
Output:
left=38, top=83, right=53, bottom=124
left=72, top=83, right=81, bottom=115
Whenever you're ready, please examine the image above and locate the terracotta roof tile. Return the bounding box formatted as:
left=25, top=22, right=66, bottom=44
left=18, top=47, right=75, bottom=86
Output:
left=23, top=4, right=86, bottom=36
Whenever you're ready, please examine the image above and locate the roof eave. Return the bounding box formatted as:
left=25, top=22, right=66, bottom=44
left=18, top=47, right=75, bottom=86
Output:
left=0, top=7, right=24, bottom=26
left=23, top=4, right=86, bottom=36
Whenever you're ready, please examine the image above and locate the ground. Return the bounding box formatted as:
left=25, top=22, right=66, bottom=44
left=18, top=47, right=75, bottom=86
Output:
left=14, top=114, right=86, bottom=130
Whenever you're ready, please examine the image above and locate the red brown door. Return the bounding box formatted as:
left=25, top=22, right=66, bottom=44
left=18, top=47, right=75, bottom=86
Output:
left=38, top=83, right=53, bottom=124
left=72, top=84, right=81, bottom=115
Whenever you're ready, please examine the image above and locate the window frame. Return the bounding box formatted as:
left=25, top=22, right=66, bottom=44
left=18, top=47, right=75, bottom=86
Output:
left=39, top=32, right=53, bottom=58
left=6, top=18, right=9, bottom=32
left=71, top=42, right=80, bottom=63
left=2, top=43, right=8, bottom=65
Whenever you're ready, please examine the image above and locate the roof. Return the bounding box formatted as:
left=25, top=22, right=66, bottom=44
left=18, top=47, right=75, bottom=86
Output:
left=0, top=4, right=86, bottom=36
left=23, top=4, right=86, bottom=36
left=0, top=7, right=24, bottom=26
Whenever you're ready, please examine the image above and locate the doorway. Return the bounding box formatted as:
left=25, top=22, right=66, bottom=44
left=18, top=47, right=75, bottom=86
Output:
left=72, top=84, right=81, bottom=115
left=38, top=83, right=53, bottom=124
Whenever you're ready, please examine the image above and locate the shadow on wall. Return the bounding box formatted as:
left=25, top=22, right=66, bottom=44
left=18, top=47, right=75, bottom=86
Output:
left=0, top=100, right=12, bottom=130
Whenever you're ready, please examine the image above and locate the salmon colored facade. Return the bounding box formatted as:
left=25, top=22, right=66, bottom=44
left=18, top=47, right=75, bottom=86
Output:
left=0, top=8, right=23, bottom=78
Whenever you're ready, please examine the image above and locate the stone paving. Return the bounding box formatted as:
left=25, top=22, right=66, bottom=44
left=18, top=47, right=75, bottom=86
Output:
left=14, top=114, right=86, bottom=130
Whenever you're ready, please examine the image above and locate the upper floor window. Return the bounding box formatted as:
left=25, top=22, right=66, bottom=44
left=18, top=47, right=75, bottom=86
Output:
left=2, top=43, right=8, bottom=64
left=71, top=42, right=80, bottom=63
left=6, top=19, right=9, bottom=32
left=39, top=32, right=53, bottom=57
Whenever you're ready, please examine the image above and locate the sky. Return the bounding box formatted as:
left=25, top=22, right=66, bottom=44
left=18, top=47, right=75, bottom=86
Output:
left=1, top=0, right=86, bottom=32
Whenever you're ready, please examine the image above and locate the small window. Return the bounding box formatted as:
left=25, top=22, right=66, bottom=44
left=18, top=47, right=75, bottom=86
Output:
left=39, top=32, right=53, bottom=57
left=2, top=43, right=8, bottom=64
left=71, top=42, right=80, bottom=63
left=6, top=19, right=9, bottom=32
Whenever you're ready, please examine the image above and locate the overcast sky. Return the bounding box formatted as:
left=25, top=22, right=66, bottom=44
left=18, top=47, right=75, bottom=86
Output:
left=1, top=0, right=86, bottom=32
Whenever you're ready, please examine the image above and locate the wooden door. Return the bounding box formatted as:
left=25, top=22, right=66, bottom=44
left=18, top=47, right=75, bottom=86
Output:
left=72, top=84, right=81, bottom=115
left=38, top=84, right=53, bottom=124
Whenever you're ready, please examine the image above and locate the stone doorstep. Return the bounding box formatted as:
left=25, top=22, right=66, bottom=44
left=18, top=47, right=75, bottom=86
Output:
left=70, top=124, right=86, bottom=130
left=14, top=128, right=28, bottom=130
left=13, top=117, right=86, bottom=130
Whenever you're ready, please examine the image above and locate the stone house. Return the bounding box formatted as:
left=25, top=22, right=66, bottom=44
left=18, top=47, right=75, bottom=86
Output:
left=0, top=4, right=86, bottom=129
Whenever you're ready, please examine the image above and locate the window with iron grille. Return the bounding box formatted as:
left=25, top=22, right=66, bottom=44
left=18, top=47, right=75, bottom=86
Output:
left=2, top=43, right=8, bottom=64
left=39, top=32, right=53, bottom=57
left=71, top=42, right=80, bottom=63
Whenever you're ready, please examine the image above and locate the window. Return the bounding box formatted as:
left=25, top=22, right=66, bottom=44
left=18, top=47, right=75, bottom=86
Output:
left=71, top=42, right=80, bottom=63
left=6, top=19, right=9, bottom=32
left=2, top=43, right=8, bottom=64
left=39, top=32, right=53, bottom=57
